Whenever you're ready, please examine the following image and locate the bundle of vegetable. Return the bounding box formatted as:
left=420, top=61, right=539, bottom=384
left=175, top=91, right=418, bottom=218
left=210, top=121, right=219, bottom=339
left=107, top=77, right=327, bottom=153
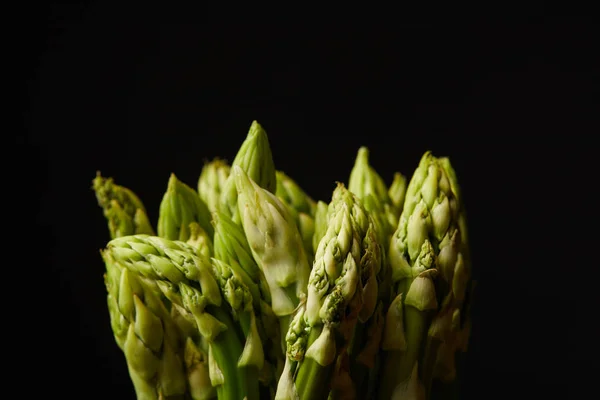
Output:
left=93, top=120, right=473, bottom=400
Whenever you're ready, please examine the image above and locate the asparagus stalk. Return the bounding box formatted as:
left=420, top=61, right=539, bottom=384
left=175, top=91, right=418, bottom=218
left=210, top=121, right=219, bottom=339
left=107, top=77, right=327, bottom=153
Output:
left=312, top=200, right=329, bottom=254
left=275, top=170, right=318, bottom=265
left=92, top=172, right=154, bottom=238
left=347, top=147, right=401, bottom=397
left=157, top=173, right=214, bottom=242
left=102, top=250, right=188, bottom=400
left=213, top=210, right=285, bottom=389
left=197, top=158, right=231, bottom=214
left=348, top=146, right=397, bottom=251
left=275, top=184, right=371, bottom=400
left=388, top=172, right=408, bottom=227
left=379, top=151, right=472, bottom=399
left=106, top=235, right=259, bottom=400
left=210, top=258, right=265, bottom=396
left=234, top=165, right=311, bottom=355
left=219, top=120, right=277, bottom=224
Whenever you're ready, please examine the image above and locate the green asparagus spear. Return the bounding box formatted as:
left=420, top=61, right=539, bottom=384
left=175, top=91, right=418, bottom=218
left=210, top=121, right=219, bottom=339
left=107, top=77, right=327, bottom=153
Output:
left=198, top=158, right=231, bottom=214
left=210, top=258, right=265, bottom=393
left=275, top=170, right=318, bottom=265
left=93, top=172, right=154, bottom=239
left=275, top=184, right=379, bottom=400
left=388, top=172, right=408, bottom=225
left=275, top=170, right=317, bottom=217
left=348, top=146, right=397, bottom=251
left=213, top=210, right=285, bottom=388
left=312, top=200, right=329, bottom=254
left=379, top=151, right=472, bottom=399
left=157, top=173, right=214, bottom=243
left=106, top=235, right=259, bottom=400
left=234, top=165, right=311, bottom=355
left=102, top=250, right=187, bottom=400
left=220, top=121, right=277, bottom=223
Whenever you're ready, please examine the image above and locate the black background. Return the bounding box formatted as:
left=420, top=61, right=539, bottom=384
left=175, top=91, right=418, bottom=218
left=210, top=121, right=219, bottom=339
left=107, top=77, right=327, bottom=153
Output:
left=23, top=6, right=598, bottom=400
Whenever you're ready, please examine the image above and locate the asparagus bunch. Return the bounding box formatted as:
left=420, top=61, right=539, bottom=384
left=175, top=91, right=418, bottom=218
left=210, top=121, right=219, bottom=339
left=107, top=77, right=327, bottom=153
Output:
left=92, top=119, right=473, bottom=400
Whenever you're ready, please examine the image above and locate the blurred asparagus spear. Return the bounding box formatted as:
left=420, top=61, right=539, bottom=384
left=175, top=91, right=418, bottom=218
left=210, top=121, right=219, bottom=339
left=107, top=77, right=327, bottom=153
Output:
left=213, top=210, right=284, bottom=391
left=198, top=158, right=231, bottom=214
left=388, top=172, right=408, bottom=225
left=379, top=152, right=472, bottom=400
left=93, top=172, right=154, bottom=238
left=275, top=170, right=318, bottom=265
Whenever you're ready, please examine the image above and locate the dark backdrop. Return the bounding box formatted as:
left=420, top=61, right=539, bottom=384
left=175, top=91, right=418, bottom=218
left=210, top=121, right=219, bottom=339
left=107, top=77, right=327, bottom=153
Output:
left=24, top=7, right=597, bottom=400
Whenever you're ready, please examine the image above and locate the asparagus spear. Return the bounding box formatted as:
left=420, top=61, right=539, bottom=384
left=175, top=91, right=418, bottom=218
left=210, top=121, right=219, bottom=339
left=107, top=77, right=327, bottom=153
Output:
left=275, top=171, right=317, bottom=218
left=197, top=158, right=231, bottom=214
left=347, top=147, right=403, bottom=397
left=348, top=146, right=397, bottom=252
left=312, top=200, right=329, bottom=255
left=275, top=184, right=374, bottom=400
left=379, top=151, right=472, bottom=399
left=388, top=172, right=408, bottom=225
left=102, top=250, right=188, bottom=400
left=213, top=210, right=284, bottom=389
left=275, top=170, right=318, bottom=265
left=106, top=235, right=259, bottom=400
left=234, top=165, right=311, bottom=355
left=219, top=120, right=277, bottom=224
left=93, top=172, right=154, bottom=238
left=157, top=173, right=214, bottom=243
left=210, top=258, right=265, bottom=393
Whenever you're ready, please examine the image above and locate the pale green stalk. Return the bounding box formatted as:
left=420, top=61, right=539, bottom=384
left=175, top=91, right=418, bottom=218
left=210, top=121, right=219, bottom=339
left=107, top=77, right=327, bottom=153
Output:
left=157, top=173, right=214, bottom=242
left=93, top=172, right=154, bottom=239
left=234, top=165, right=311, bottom=348
left=197, top=158, right=231, bottom=214
left=210, top=258, right=265, bottom=398
left=219, top=121, right=277, bottom=223
left=213, top=210, right=284, bottom=387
